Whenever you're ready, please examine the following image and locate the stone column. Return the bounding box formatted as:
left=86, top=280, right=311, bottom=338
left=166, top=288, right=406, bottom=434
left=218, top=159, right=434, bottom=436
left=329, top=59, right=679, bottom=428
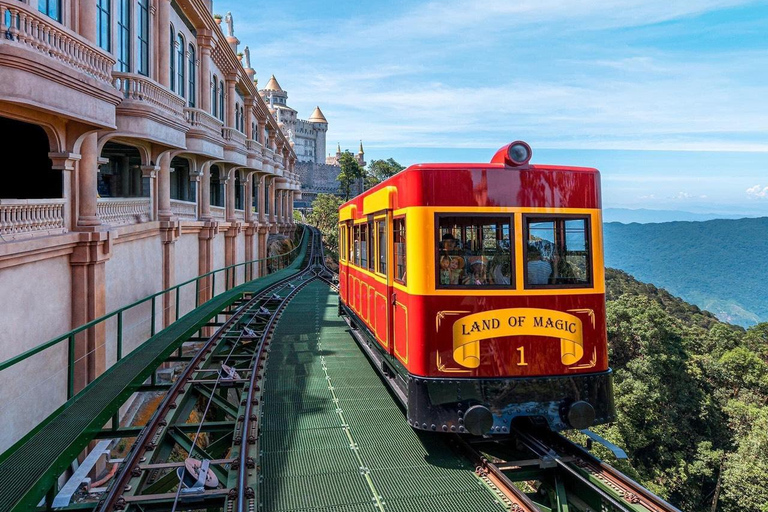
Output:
left=78, top=0, right=97, bottom=40
left=197, top=31, right=213, bottom=113
left=199, top=162, right=211, bottom=220
left=275, top=188, right=283, bottom=224
left=158, top=153, right=173, bottom=220
left=257, top=174, right=266, bottom=223
left=225, top=169, right=235, bottom=221
left=158, top=0, right=171, bottom=88
left=288, top=190, right=294, bottom=224
left=76, top=134, right=101, bottom=227
left=268, top=177, right=276, bottom=224
left=141, top=165, right=158, bottom=221
left=258, top=119, right=266, bottom=145
left=268, top=130, right=276, bottom=152
left=244, top=100, right=254, bottom=140
left=226, top=75, right=236, bottom=128
left=244, top=173, right=254, bottom=223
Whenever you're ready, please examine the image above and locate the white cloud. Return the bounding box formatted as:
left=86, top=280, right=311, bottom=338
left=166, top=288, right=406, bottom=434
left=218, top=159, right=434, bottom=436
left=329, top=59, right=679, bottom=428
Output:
left=746, top=185, right=768, bottom=198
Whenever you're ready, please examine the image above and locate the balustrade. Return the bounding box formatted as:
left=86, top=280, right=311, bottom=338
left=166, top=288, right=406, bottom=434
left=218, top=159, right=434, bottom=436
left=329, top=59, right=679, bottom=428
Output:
left=221, top=127, right=247, bottom=148
left=0, top=199, right=67, bottom=238
left=0, top=1, right=114, bottom=83
left=170, top=199, right=197, bottom=220
left=97, top=198, right=151, bottom=226
left=210, top=205, right=225, bottom=219
left=113, top=73, right=186, bottom=118
left=184, top=108, right=223, bottom=137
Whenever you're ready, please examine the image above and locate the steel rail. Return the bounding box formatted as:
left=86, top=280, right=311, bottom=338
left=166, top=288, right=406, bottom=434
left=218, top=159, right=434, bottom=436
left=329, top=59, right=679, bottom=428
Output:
left=544, top=431, right=682, bottom=512
left=451, top=435, right=541, bottom=512
left=233, top=228, right=322, bottom=511
left=98, top=231, right=317, bottom=511
left=512, top=427, right=635, bottom=512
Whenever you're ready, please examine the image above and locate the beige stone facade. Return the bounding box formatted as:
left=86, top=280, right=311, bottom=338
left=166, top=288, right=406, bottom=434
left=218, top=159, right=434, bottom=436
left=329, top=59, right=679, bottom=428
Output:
left=0, top=0, right=301, bottom=450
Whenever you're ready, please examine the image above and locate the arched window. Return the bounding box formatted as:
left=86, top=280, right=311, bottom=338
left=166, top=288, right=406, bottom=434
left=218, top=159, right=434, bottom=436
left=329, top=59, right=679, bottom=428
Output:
left=252, top=122, right=256, bottom=141
left=219, top=81, right=225, bottom=122
left=38, top=0, right=61, bottom=22
left=137, top=0, right=149, bottom=76
left=117, top=0, right=130, bottom=71
left=211, top=75, right=218, bottom=117
left=235, top=103, right=240, bottom=132
left=177, top=34, right=185, bottom=98
left=97, top=0, right=110, bottom=51
left=169, top=24, right=175, bottom=91
left=188, top=44, right=196, bottom=108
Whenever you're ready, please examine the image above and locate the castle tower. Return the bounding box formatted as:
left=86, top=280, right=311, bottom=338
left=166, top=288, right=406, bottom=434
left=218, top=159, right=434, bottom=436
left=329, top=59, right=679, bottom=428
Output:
left=307, top=106, right=328, bottom=165
left=356, top=140, right=366, bottom=167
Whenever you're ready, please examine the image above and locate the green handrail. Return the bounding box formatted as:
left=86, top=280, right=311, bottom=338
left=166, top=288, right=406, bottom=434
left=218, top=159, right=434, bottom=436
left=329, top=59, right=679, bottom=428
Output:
left=0, top=226, right=306, bottom=398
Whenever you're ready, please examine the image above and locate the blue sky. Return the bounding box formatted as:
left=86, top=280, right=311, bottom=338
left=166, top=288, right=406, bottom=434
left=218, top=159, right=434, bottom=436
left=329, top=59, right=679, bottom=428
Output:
left=217, top=0, right=768, bottom=215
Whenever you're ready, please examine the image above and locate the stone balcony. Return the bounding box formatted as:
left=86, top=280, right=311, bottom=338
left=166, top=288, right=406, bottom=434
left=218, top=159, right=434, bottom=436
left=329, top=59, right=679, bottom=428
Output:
left=112, top=73, right=187, bottom=148
left=0, top=0, right=120, bottom=130
left=221, top=127, right=247, bottom=165
left=184, top=108, right=224, bottom=158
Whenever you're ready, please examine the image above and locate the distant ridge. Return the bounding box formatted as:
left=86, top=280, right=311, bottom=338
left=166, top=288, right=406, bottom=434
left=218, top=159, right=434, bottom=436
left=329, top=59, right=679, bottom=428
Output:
left=603, top=208, right=761, bottom=224
left=603, top=216, right=768, bottom=326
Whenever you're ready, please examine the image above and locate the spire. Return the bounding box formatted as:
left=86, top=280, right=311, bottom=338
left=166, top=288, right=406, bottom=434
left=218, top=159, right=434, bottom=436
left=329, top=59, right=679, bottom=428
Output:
left=264, top=75, right=283, bottom=92
left=358, top=140, right=364, bottom=154
left=336, top=143, right=341, bottom=154
left=308, top=106, right=328, bottom=123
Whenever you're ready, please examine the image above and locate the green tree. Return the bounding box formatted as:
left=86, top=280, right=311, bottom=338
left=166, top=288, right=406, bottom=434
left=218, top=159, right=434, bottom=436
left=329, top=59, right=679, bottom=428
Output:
left=366, top=158, right=405, bottom=187
left=307, top=194, right=343, bottom=257
left=337, top=151, right=363, bottom=200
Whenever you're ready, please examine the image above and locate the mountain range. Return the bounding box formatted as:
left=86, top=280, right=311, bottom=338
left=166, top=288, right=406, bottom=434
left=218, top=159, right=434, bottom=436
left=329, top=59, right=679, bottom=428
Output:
left=603, top=216, right=768, bottom=326
left=603, top=208, right=761, bottom=224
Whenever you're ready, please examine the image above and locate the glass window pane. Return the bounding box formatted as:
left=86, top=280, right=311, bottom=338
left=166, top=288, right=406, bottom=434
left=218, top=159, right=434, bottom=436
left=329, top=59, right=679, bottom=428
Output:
left=394, top=218, right=406, bottom=283
left=377, top=221, right=386, bottom=274
left=525, top=217, right=591, bottom=287
left=437, top=216, right=511, bottom=288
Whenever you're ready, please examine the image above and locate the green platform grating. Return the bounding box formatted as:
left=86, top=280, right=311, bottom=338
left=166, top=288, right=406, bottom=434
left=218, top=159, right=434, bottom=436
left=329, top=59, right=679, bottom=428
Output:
left=259, top=280, right=507, bottom=512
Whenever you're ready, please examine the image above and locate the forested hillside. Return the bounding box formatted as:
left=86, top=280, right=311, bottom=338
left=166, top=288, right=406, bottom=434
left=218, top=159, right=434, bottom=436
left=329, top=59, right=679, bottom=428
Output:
left=603, top=217, right=768, bottom=326
left=589, top=269, right=768, bottom=511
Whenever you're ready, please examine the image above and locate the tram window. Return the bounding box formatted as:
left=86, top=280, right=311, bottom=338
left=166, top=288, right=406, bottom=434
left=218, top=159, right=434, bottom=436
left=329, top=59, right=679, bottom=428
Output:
left=339, top=226, right=345, bottom=262
left=436, top=216, right=512, bottom=288
left=525, top=216, right=591, bottom=287
left=367, top=221, right=375, bottom=271
left=360, top=223, right=368, bottom=269
left=353, top=225, right=361, bottom=266
left=394, top=217, right=406, bottom=283
left=377, top=220, right=386, bottom=275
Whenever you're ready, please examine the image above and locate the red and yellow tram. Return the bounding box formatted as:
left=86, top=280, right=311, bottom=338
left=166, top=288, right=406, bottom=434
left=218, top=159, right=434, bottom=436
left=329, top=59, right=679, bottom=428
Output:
left=337, top=141, right=615, bottom=435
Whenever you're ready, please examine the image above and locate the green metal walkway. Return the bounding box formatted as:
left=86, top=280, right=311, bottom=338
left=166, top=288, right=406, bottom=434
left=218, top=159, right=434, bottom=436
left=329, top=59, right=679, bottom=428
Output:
left=260, top=280, right=507, bottom=512
left=0, top=235, right=311, bottom=512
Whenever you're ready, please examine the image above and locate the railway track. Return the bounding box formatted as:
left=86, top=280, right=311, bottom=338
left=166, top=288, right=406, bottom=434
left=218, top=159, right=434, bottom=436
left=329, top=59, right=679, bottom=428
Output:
left=454, top=425, right=682, bottom=512
left=92, top=229, right=680, bottom=512
left=96, top=228, right=327, bottom=512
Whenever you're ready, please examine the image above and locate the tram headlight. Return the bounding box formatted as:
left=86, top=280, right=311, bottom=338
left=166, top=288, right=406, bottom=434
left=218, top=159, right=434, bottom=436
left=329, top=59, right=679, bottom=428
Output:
left=507, top=141, right=532, bottom=166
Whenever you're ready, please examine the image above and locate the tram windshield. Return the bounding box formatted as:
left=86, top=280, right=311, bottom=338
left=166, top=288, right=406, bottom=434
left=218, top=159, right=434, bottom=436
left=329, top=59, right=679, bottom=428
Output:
left=525, top=216, right=591, bottom=287
left=436, top=216, right=512, bottom=287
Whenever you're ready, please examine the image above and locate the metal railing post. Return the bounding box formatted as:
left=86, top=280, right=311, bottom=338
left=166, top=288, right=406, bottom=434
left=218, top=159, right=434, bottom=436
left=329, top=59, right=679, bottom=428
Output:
left=67, top=334, right=75, bottom=399
left=117, top=311, right=123, bottom=361
left=150, top=296, right=156, bottom=337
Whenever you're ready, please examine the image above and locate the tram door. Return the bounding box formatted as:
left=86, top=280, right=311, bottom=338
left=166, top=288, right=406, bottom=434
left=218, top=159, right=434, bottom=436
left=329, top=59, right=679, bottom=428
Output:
left=372, top=213, right=392, bottom=355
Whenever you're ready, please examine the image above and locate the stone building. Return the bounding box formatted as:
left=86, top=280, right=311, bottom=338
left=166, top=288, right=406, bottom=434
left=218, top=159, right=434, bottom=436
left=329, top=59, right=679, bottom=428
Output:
left=259, top=75, right=328, bottom=165
left=295, top=142, right=367, bottom=207
left=0, top=1, right=300, bottom=450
